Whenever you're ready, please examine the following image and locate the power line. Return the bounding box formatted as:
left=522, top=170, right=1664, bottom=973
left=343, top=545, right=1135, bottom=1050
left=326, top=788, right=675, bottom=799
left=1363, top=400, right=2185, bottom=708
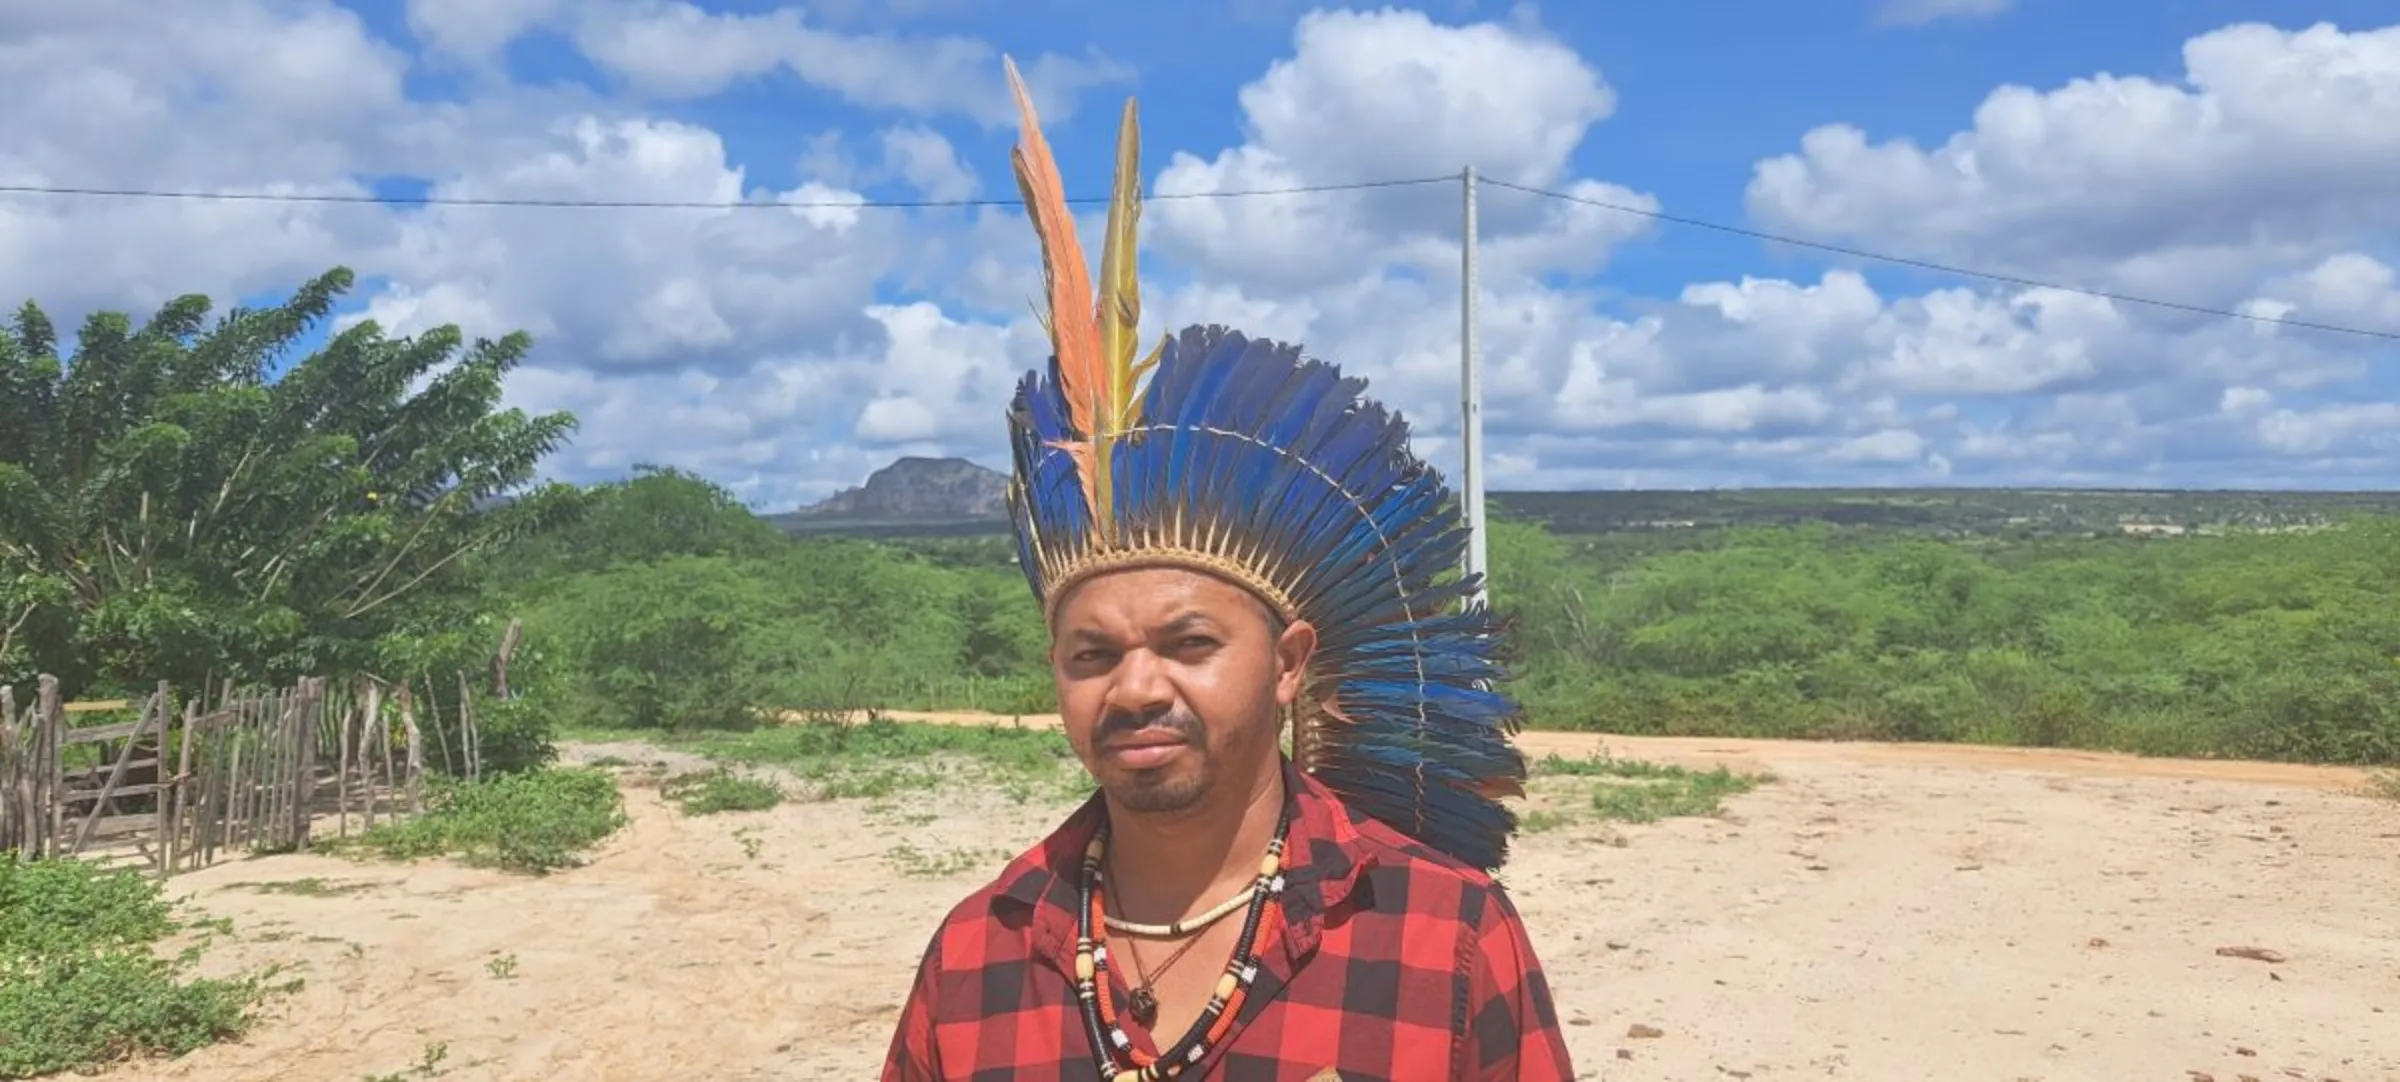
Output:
left=1482, top=177, right=2400, bottom=344
left=0, top=174, right=1450, bottom=209
left=1, top=170, right=2392, bottom=344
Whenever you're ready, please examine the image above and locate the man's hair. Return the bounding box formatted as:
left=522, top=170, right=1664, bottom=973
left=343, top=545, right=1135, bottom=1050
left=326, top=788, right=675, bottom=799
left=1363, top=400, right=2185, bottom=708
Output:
left=1253, top=593, right=1288, bottom=639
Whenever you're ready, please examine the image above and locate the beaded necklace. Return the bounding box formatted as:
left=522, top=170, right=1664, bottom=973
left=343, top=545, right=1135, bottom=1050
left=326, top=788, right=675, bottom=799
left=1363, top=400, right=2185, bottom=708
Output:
left=1073, top=811, right=1291, bottom=1081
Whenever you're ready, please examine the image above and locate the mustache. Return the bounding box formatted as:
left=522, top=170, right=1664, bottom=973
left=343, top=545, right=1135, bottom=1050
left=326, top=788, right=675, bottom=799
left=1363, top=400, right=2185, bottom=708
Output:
left=1096, top=708, right=1203, bottom=744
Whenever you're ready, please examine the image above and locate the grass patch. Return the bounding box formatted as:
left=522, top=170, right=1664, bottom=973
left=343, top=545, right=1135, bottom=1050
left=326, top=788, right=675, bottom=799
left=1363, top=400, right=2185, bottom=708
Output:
left=1530, top=752, right=1771, bottom=826
left=362, top=1040, right=452, bottom=1081
left=883, top=843, right=1008, bottom=879
left=2367, top=769, right=2400, bottom=802
left=566, top=714, right=1087, bottom=803
left=333, top=767, right=628, bottom=875
left=659, top=769, right=785, bottom=815
left=1589, top=765, right=1760, bottom=823
left=0, top=855, right=287, bottom=1079
left=226, top=877, right=375, bottom=898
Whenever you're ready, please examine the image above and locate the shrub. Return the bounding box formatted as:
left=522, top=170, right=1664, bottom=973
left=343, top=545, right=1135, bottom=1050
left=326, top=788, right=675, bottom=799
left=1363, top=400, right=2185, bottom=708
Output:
left=0, top=855, right=274, bottom=1078
left=345, top=767, right=627, bottom=875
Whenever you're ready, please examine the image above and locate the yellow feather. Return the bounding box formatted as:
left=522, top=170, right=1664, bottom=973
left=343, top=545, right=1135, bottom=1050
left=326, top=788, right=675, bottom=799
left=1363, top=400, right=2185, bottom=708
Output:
left=1096, top=97, right=1145, bottom=432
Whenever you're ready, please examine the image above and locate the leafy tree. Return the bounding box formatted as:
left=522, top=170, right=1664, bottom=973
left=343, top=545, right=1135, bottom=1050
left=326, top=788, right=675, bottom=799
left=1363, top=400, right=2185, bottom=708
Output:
left=489, top=464, right=787, bottom=580
left=0, top=267, right=579, bottom=695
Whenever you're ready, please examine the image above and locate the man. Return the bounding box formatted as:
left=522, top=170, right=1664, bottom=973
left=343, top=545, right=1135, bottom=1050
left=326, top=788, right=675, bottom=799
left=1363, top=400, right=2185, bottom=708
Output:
left=880, top=59, right=1575, bottom=1082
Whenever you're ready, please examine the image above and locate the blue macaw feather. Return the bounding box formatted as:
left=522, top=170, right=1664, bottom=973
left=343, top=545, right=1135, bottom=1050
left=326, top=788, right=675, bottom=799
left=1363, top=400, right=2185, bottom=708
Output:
left=1005, top=323, right=1532, bottom=871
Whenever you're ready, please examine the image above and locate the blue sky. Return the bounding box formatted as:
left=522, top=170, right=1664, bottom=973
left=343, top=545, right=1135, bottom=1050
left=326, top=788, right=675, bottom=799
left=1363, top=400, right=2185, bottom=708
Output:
left=6, top=0, right=2398, bottom=504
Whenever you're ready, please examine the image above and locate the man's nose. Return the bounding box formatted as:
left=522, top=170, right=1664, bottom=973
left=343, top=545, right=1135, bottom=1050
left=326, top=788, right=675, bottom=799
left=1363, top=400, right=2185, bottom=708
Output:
left=1103, top=648, right=1174, bottom=716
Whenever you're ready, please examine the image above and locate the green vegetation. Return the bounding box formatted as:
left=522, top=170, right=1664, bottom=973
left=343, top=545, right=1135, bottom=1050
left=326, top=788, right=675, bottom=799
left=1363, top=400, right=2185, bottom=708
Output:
left=0, top=855, right=283, bottom=1079
left=1490, top=518, right=2400, bottom=764
left=494, top=467, right=1052, bottom=731
left=659, top=768, right=786, bottom=815
left=1489, top=486, right=2400, bottom=539
left=362, top=1041, right=453, bottom=1082
left=0, top=266, right=576, bottom=702
left=1534, top=753, right=1768, bottom=823
left=572, top=713, right=1086, bottom=804
left=333, top=768, right=627, bottom=875
left=531, top=475, right=2400, bottom=767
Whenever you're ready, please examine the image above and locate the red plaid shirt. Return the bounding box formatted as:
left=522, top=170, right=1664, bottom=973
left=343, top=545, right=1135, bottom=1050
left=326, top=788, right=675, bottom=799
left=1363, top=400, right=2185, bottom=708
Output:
left=881, top=761, right=1575, bottom=1081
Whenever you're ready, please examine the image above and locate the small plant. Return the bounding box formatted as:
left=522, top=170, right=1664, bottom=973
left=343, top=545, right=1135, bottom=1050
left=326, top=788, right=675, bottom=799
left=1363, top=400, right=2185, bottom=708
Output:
left=1528, top=751, right=1771, bottom=824
left=363, top=1040, right=451, bottom=1081
left=883, top=843, right=1003, bottom=879
left=0, top=854, right=284, bottom=1078
left=659, top=768, right=785, bottom=815
left=1590, top=764, right=1766, bottom=823
left=485, top=953, right=518, bottom=980
left=229, top=877, right=374, bottom=898
left=734, top=827, right=765, bottom=861
left=336, top=767, right=628, bottom=875
left=1519, top=808, right=1576, bottom=834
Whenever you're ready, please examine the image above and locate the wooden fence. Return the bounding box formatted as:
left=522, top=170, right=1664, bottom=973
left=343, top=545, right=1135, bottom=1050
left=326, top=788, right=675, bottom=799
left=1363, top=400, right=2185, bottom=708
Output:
left=0, top=674, right=478, bottom=876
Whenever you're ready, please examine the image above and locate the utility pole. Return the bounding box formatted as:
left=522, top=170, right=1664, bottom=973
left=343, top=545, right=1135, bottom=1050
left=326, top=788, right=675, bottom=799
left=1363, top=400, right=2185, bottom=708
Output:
left=1460, top=164, right=1489, bottom=609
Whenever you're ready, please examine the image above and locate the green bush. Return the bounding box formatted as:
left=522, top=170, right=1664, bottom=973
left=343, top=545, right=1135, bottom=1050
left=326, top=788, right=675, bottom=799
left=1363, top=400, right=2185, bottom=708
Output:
left=345, top=767, right=627, bottom=874
left=660, top=769, right=785, bottom=815
left=1495, top=518, right=2400, bottom=764
left=0, top=856, right=272, bottom=1078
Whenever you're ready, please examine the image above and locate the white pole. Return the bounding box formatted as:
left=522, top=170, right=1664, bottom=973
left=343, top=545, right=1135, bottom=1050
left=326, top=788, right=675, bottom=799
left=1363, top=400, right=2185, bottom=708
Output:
left=1460, top=165, right=1488, bottom=609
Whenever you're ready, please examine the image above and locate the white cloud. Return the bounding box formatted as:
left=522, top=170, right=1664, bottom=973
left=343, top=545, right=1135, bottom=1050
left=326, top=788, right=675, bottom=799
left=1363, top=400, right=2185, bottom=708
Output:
left=538, top=1, right=1130, bottom=125
left=0, top=1, right=414, bottom=315
left=357, top=117, right=908, bottom=373
left=1147, top=8, right=1658, bottom=292
left=1746, top=22, right=2400, bottom=297
left=1875, top=0, right=2015, bottom=28
left=5, top=1, right=2398, bottom=509
left=878, top=126, right=979, bottom=202
left=403, top=0, right=566, bottom=62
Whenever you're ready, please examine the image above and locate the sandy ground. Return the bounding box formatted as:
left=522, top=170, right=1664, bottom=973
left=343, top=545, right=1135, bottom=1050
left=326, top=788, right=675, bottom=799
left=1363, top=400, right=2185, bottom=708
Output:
left=115, top=715, right=2398, bottom=1082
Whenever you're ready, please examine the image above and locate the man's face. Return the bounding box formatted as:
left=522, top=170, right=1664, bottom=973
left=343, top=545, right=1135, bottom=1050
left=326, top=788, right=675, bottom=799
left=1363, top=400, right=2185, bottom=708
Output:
left=1048, top=566, right=1314, bottom=816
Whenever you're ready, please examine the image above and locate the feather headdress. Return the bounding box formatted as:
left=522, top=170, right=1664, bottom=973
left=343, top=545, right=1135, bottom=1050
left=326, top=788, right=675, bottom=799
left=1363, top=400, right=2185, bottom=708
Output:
left=999, top=58, right=1529, bottom=871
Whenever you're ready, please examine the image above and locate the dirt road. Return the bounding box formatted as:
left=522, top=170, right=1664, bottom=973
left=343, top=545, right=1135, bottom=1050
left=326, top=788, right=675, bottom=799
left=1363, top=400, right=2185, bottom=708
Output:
left=126, top=724, right=2396, bottom=1082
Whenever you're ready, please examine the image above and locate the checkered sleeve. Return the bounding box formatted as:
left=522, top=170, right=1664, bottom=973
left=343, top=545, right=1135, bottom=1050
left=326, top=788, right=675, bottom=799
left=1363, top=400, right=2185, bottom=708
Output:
left=880, top=932, right=945, bottom=1082
left=1458, top=885, right=1575, bottom=1080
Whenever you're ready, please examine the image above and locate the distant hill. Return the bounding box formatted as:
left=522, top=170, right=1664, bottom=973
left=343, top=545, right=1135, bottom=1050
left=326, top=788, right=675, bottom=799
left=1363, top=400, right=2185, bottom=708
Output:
left=765, top=456, right=2400, bottom=541
left=769, top=456, right=1010, bottom=535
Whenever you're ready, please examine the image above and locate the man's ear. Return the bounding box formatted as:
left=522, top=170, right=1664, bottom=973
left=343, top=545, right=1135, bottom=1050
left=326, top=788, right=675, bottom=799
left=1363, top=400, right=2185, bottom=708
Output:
left=1273, top=618, right=1317, bottom=706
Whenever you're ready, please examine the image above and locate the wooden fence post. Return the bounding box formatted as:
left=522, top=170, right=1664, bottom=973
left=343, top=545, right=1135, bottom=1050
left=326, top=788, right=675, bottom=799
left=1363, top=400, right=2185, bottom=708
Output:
left=163, top=698, right=198, bottom=877
left=400, top=683, right=424, bottom=814
left=293, top=677, right=320, bottom=850
left=38, top=675, right=60, bottom=858
left=1, top=686, right=18, bottom=858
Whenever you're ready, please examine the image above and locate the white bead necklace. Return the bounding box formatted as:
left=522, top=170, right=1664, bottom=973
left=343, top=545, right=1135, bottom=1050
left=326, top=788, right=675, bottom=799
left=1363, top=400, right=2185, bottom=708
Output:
left=1100, top=882, right=1259, bottom=938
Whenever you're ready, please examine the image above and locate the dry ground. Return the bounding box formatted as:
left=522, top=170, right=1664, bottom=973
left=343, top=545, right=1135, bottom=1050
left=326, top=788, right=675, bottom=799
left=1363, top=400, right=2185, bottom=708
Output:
left=113, top=716, right=2398, bottom=1082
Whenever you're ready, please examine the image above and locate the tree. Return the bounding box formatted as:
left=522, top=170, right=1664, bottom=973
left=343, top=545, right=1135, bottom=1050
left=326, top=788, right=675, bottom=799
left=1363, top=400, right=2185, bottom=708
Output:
left=489, top=464, right=788, bottom=579
left=0, top=267, right=580, bottom=694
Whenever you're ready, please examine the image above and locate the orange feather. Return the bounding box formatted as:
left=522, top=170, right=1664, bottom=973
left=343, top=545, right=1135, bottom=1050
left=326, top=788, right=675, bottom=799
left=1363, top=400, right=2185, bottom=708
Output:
left=1003, top=57, right=1102, bottom=446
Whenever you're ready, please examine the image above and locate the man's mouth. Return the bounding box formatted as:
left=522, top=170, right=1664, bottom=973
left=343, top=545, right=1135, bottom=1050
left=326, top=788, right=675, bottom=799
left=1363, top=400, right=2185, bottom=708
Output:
left=1101, top=730, right=1189, bottom=769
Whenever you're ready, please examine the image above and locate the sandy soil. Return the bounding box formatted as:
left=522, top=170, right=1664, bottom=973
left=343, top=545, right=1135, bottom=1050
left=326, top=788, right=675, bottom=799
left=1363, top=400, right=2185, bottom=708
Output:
left=118, top=718, right=2397, bottom=1082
